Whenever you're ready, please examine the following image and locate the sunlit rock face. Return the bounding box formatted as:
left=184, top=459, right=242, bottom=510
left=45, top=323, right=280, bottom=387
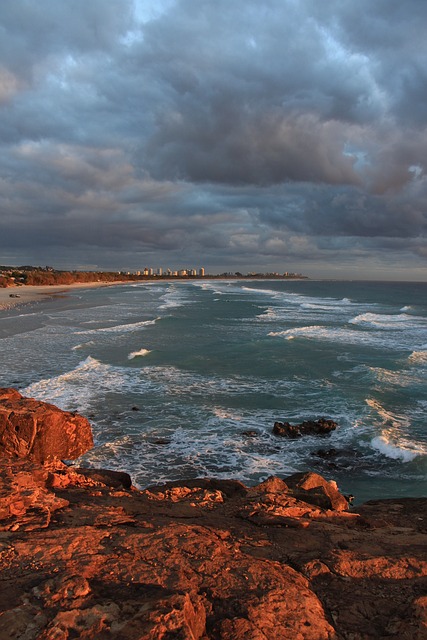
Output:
left=0, top=387, right=93, bottom=463
left=0, top=391, right=426, bottom=639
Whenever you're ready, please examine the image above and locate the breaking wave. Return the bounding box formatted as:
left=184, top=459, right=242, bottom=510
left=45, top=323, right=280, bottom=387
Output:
left=128, top=348, right=151, bottom=359
left=349, top=312, right=423, bottom=331
left=371, top=435, right=426, bottom=462
left=77, top=317, right=160, bottom=335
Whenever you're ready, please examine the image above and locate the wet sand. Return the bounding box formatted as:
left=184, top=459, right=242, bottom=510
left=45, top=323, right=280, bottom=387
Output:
left=0, top=282, right=121, bottom=310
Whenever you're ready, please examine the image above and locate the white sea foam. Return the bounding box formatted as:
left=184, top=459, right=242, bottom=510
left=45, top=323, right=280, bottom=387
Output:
left=268, top=320, right=426, bottom=350
left=128, top=348, right=151, bottom=359
left=256, top=306, right=280, bottom=321
left=159, top=287, right=192, bottom=310
left=365, top=398, right=409, bottom=428
left=349, top=312, right=423, bottom=331
left=268, top=325, right=369, bottom=345
left=371, top=435, right=426, bottom=462
left=241, top=285, right=279, bottom=296
left=367, top=367, right=417, bottom=388
left=193, top=281, right=227, bottom=295
left=269, top=325, right=323, bottom=339
left=76, top=317, right=160, bottom=335
left=22, top=356, right=158, bottom=413
left=212, top=407, right=242, bottom=421
left=300, top=297, right=353, bottom=311
left=23, top=356, right=110, bottom=410
left=408, top=350, right=427, bottom=364
left=300, top=303, right=338, bottom=311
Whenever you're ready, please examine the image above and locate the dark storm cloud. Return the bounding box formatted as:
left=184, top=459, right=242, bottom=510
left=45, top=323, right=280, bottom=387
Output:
left=0, top=0, right=426, bottom=277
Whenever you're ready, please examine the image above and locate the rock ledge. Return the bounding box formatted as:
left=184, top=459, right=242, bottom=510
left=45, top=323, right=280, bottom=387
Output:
left=0, top=391, right=426, bottom=639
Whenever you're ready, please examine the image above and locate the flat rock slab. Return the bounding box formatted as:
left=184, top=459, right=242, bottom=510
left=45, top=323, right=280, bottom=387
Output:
left=0, top=460, right=426, bottom=639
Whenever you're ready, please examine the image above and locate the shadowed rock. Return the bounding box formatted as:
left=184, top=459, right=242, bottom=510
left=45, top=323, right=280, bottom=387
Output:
left=284, top=471, right=350, bottom=511
left=273, top=417, right=338, bottom=438
left=73, top=467, right=132, bottom=489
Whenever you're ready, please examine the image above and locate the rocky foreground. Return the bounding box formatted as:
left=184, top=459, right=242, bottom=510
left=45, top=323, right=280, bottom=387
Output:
left=0, top=389, right=426, bottom=639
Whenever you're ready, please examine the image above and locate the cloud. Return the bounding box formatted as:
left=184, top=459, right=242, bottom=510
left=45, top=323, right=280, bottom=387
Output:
left=0, top=0, right=426, bottom=278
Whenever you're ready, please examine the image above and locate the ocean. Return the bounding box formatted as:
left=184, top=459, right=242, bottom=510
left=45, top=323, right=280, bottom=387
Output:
left=1, top=279, right=426, bottom=504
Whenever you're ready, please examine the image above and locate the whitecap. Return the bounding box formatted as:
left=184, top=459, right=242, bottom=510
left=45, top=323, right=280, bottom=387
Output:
left=268, top=325, right=368, bottom=345
left=212, top=407, right=242, bottom=421
left=76, top=317, right=160, bottom=335
left=408, top=350, right=427, bottom=364
left=128, top=348, right=151, bottom=359
left=268, top=319, right=425, bottom=351
left=159, top=287, right=192, bottom=310
left=256, top=306, right=279, bottom=321
left=371, top=435, right=426, bottom=462
left=349, top=312, right=423, bottom=331
left=365, top=398, right=409, bottom=428
left=22, top=356, right=158, bottom=413
left=367, top=368, right=417, bottom=388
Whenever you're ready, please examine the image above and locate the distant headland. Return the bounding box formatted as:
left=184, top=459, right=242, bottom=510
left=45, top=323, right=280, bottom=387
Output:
left=0, top=264, right=308, bottom=288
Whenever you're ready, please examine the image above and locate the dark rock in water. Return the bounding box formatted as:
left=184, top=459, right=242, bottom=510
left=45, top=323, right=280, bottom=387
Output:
left=273, top=418, right=337, bottom=438
left=152, top=438, right=171, bottom=446
left=131, top=406, right=140, bottom=411
left=241, top=430, right=259, bottom=437
left=310, top=447, right=365, bottom=472
left=312, top=448, right=340, bottom=459
left=0, top=388, right=93, bottom=463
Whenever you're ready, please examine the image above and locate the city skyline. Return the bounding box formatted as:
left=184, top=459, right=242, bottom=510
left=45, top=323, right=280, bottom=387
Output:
left=0, top=1, right=426, bottom=281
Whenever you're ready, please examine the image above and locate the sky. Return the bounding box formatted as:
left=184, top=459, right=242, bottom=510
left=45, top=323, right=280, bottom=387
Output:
left=0, top=0, right=426, bottom=280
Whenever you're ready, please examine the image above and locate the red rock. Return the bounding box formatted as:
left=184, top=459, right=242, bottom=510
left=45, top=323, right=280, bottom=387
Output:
left=0, top=388, right=93, bottom=463
left=0, top=395, right=426, bottom=639
left=284, top=471, right=349, bottom=511
left=0, top=459, right=425, bottom=639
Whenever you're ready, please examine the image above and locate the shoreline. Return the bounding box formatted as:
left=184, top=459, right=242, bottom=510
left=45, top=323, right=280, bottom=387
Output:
left=0, top=281, right=124, bottom=311
left=0, top=386, right=426, bottom=639
left=0, top=277, right=304, bottom=311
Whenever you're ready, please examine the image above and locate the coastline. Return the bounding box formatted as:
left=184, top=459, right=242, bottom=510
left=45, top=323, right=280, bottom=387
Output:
left=0, top=387, right=426, bottom=638
left=0, top=278, right=303, bottom=311
left=0, top=281, right=123, bottom=311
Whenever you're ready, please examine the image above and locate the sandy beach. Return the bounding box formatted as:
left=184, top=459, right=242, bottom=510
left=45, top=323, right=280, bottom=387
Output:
left=0, top=282, right=120, bottom=311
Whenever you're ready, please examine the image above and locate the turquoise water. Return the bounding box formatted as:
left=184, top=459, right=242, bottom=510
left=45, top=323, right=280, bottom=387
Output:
left=1, top=279, right=426, bottom=504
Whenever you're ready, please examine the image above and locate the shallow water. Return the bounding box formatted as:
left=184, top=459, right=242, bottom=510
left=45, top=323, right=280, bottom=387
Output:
left=1, top=279, right=426, bottom=504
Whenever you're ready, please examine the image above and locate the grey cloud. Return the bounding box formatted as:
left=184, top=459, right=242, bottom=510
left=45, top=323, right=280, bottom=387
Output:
left=0, top=0, right=426, bottom=278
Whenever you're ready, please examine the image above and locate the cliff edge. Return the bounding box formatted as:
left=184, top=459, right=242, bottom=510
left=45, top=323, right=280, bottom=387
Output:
left=0, top=389, right=426, bottom=639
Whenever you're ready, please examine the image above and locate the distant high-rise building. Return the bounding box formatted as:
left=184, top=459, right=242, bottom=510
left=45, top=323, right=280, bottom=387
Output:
left=199, top=267, right=205, bottom=277
left=157, top=267, right=163, bottom=276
